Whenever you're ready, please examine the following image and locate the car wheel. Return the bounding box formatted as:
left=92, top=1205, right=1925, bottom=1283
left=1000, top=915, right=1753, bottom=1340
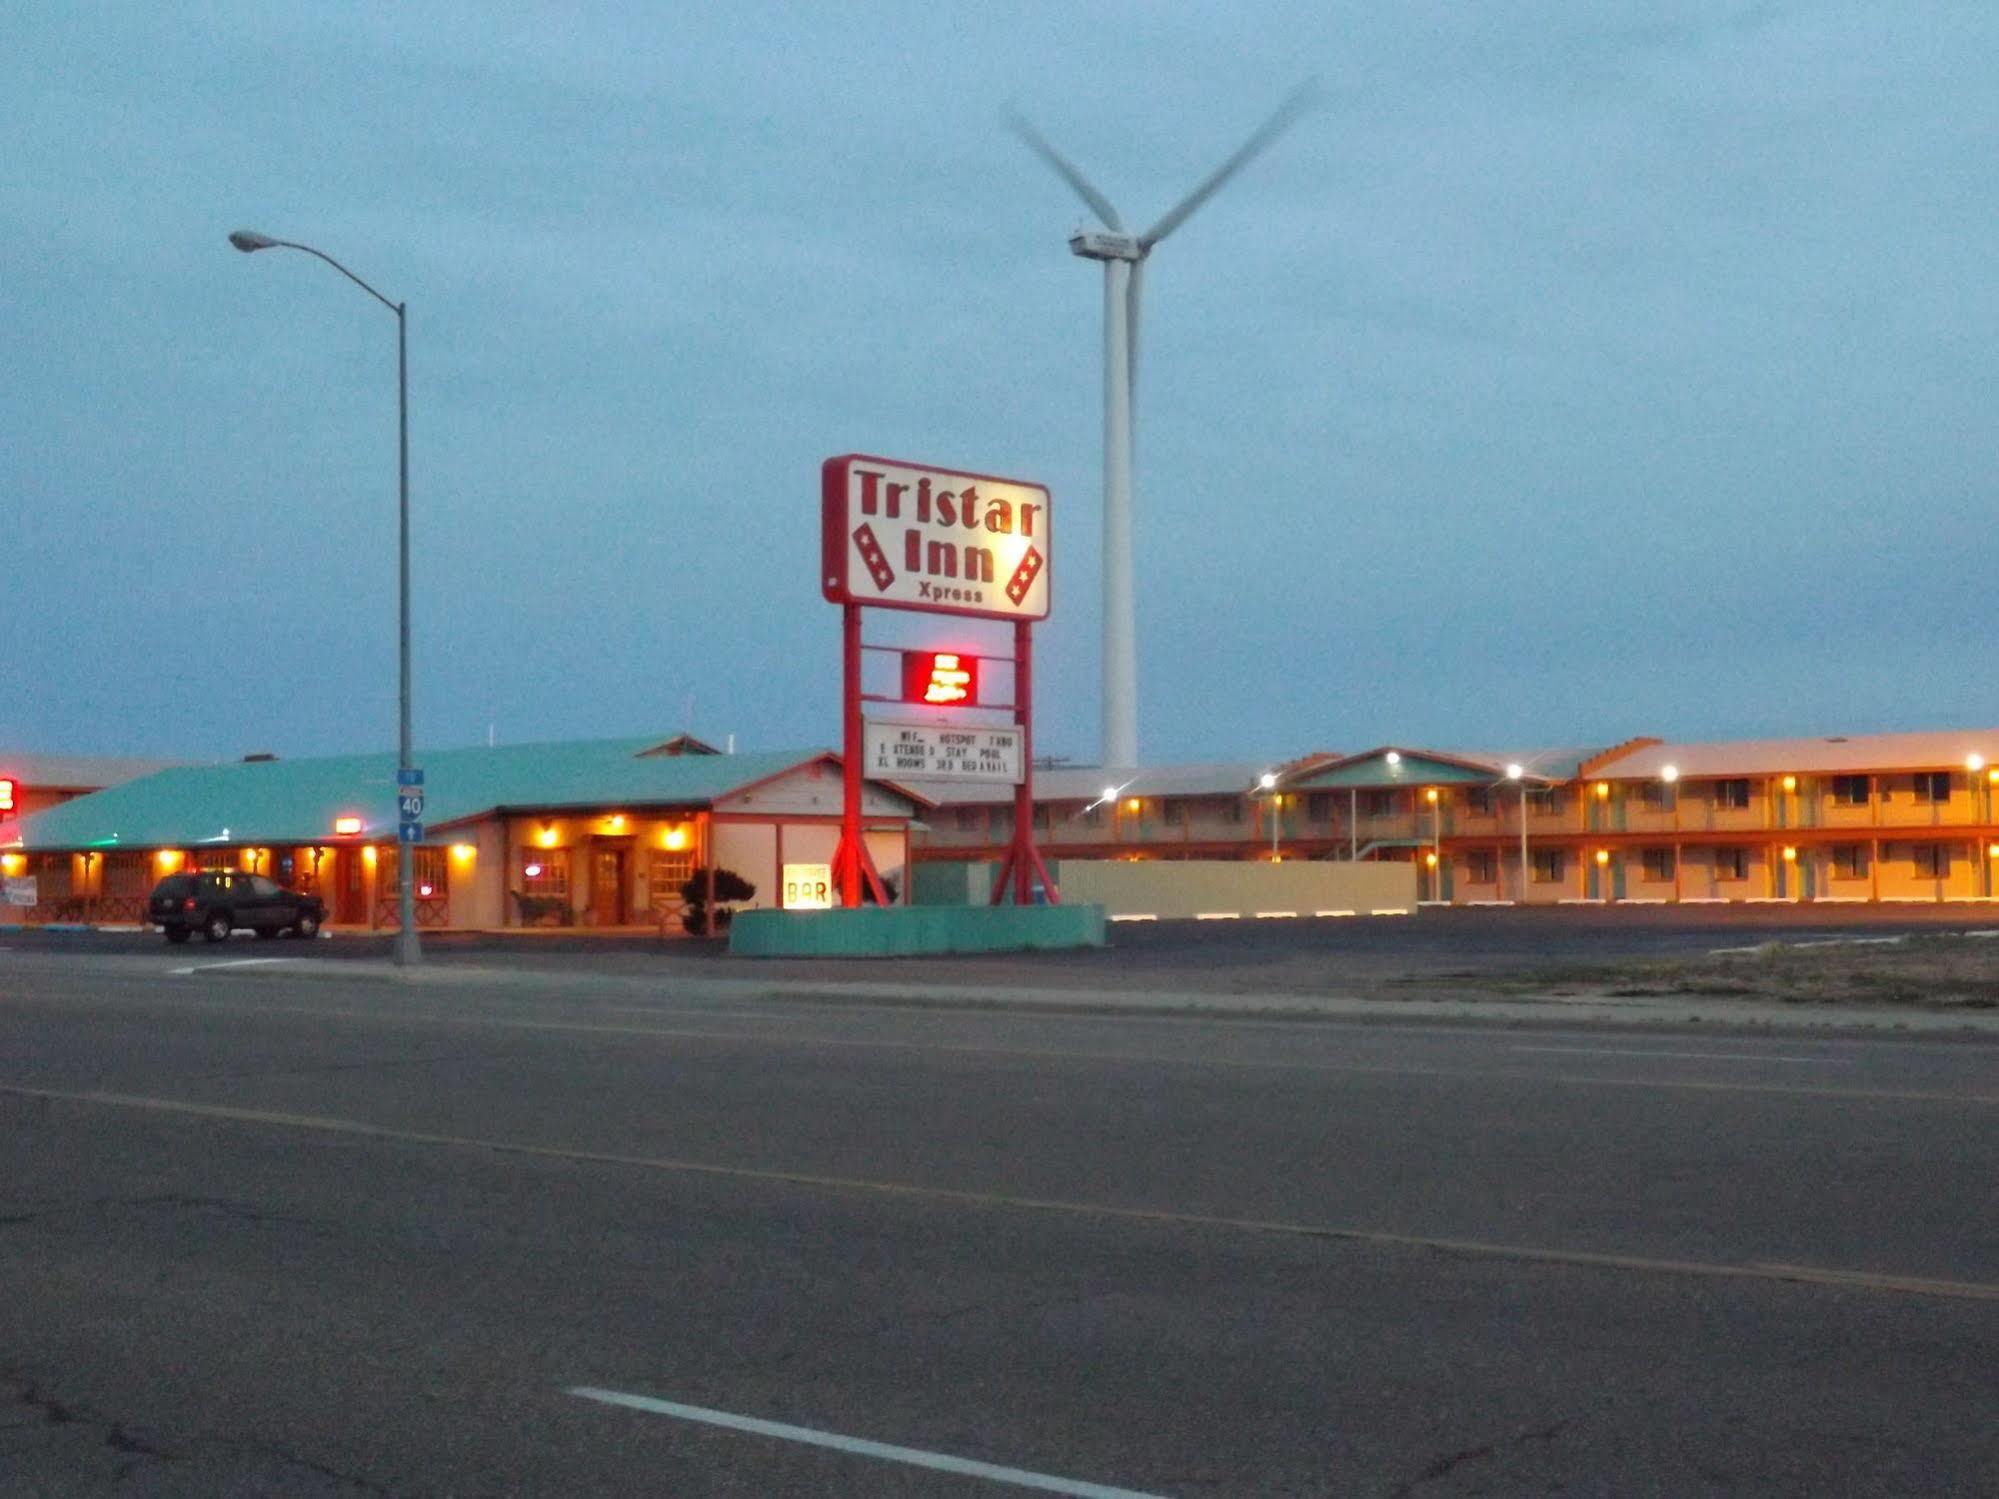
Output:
left=292, top=912, right=321, bottom=940
left=164, top=926, right=192, bottom=945
left=202, top=912, right=232, bottom=943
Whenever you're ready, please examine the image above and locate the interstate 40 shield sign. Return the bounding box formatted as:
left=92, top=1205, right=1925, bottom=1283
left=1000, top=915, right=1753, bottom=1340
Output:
left=821, top=455, right=1050, bottom=622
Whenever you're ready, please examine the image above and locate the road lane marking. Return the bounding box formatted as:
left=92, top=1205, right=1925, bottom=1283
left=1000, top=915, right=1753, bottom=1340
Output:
left=1513, top=1045, right=1853, bottom=1066
left=167, top=958, right=299, bottom=977
left=567, top=1388, right=1165, bottom=1497
left=3, top=1082, right=1995, bottom=1303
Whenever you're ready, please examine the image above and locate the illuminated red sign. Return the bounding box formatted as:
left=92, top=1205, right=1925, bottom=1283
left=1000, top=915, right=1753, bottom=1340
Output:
left=0, top=778, right=14, bottom=814
left=903, top=651, right=979, bottom=706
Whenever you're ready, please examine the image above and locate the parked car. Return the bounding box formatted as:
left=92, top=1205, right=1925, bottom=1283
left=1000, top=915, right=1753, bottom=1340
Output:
left=148, top=871, right=326, bottom=944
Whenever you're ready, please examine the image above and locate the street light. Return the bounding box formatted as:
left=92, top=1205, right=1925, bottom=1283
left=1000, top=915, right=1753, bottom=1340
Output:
left=1506, top=763, right=1527, bottom=902
left=229, top=228, right=419, bottom=966
left=1425, top=787, right=1441, bottom=900
left=1259, top=771, right=1280, bottom=859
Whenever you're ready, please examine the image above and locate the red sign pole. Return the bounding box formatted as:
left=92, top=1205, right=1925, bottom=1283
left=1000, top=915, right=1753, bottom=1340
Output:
left=991, top=617, right=1059, bottom=906
left=833, top=603, right=888, bottom=909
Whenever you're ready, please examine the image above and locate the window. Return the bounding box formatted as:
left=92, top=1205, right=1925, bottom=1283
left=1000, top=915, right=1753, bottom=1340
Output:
left=1912, top=844, right=1950, bottom=878
left=382, top=848, right=448, bottom=898
left=649, top=850, right=694, bottom=911
left=248, top=875, right=284, bottom=897
left=1526, top=787, right=1565, bottom=817
left=1832, top=844, right=1869, bottom=880
left=1306, top=793, right=1333, bottom=823
left=1362, top=791, right=1400, bottom=818
left=1831, top=776, right=1870, bottom=806
left=1531, top=849, right=1565, bottom=883
left=1640, top=782, right=1676, bottom=811
left=1913, top=772, right=1952, bottom=803
left=1163, top=799, right=1186, bottom=826
left=955, top=806, right=984, bottom=831
left=1466, top=850, right=1497, bottom=884
left=104, top=852, right=151, bottom=896
left=1713, top=847, right=1748, bottom=881
left=522, top=849, right=569, bottom=896
left=1219, top=797, right=1243, bottom=825
left=1712, top=779, right=1750, bottom=810
left=1032, top=804, right=1051, bottom=830
left=1641, top=848, right=1675, bottom=882
left=1080, top=803, right=1102, bottom=827
left=1464, top=787, right=1494, bottom=816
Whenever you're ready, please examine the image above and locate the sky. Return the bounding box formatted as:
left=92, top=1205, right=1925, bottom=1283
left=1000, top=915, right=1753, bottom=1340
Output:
left=6, top=1, right=1998, bottom=769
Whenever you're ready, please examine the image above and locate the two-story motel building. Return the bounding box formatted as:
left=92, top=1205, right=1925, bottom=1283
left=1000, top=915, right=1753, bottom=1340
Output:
left=910, top=728, right=1999, bottom=906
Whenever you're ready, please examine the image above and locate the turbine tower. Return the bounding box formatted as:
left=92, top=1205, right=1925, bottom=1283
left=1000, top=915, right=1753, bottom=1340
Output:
left=1011, top=84, right=1317, bottom=770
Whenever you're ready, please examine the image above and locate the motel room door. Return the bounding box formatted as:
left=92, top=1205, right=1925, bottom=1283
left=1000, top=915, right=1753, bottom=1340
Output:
left=591, top=845, right=628, bottom=926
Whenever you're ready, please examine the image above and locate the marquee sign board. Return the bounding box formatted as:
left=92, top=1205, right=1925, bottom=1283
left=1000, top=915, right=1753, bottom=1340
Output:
left=822, top=455, right=1050, bottom=622
left=864, top=720, right=1023, bottom=783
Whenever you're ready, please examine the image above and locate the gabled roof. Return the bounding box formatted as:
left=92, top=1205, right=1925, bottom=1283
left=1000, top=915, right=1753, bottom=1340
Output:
left=1594, top=729, right=1999, bottom=780
left=904, top=761, right=1286, bottom=807
left=0, top=752, right=189, bottom=792
left=10, top=736, right=924, bottom=851
left=1290, top=745, right=1605, bottom=789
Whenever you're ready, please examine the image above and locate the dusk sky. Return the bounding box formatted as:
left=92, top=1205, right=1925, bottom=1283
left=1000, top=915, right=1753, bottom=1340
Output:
left=8, top=3, right=1996, bottom=768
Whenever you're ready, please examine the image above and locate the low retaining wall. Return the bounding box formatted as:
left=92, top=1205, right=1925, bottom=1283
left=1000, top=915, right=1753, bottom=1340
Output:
left=730, top=904, right=1105, bottom=957
left=1054, top=859, right=1418, bottom=920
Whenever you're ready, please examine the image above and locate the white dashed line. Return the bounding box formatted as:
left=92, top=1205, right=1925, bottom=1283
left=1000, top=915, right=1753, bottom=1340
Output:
left=566, top=1388, right=1166, bottom=1498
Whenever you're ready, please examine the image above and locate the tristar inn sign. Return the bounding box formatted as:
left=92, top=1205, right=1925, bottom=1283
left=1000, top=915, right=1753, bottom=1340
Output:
left=822, top=455, right=1050, bottom=622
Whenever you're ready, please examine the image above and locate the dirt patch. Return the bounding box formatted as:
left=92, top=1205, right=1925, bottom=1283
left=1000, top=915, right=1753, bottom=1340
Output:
left=1401, top=934, right=1999, bottom=1009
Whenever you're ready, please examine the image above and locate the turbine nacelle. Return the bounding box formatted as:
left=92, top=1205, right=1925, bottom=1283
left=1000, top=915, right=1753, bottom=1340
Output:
left=1068, top=229, right=1144, bottom=263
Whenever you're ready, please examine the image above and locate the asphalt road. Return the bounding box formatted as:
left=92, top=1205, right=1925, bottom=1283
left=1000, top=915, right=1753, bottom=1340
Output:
left=1, top=944, right=1995, bottom=1495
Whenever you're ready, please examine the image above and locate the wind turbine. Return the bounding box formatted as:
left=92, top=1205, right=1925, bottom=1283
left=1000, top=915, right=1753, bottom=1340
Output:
left=1010, top=83, right=1318, bottom=771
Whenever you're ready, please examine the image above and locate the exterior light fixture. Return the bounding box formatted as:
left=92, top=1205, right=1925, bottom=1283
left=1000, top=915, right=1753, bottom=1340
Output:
left=1595, top=849, right=1610, bottom=866
left=1101, top=786, right=1117, bottom=803
left=418, top=883, right=434, bottom=897
left=1968, top=754, right=1986, bottom=772
left=663, top=826, right=689, bottom=852
left=1594, top=782, right=1609, bottom=800
left=1426, top=787, right=1440, bottom=803
left=1661, top=765, right=1679, bottom=784
left=1505, top=763, right=1524, bottom=781
left=1782, top=846, right=1797, bottom=862
left=1988, top=844, right=1999, bottom=858
left=1385, top=751, right=1402, bottom=767
left=1782, top=775, right=1797, bottom=792
left=1258, top=772, right=1277, bottom=791
left=334, top=816, right=363, bottom=836
left=537, top=826, right=559, bottom=849
left=1425, top=852, right=1438, bottom=867
left=450, top=844, right=475, bottom=862
left=525, top=862, right=543, bottom=878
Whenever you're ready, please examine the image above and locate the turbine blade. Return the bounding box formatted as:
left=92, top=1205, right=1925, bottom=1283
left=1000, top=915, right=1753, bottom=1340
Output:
left=1139, top=78, right=1321, bottom=247
left=1005, top=108, right=1124, bottom=232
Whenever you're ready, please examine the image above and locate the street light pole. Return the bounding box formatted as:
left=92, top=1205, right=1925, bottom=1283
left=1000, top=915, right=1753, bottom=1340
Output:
left=1259, top=772, right=1280, bottom=859
left=229, top=229, right=420, bottom=966
left=1506, top=764, right=1527, bottom=903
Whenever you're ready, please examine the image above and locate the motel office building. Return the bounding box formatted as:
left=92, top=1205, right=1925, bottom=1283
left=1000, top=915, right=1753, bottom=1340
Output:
left=2, top=737, right=922, bottom=930
left=911, top=730, right=1999, bottom=906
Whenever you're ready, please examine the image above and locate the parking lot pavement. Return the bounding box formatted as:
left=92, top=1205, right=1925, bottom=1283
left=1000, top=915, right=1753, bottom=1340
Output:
left=9, top=905, right=1999, bottom=1034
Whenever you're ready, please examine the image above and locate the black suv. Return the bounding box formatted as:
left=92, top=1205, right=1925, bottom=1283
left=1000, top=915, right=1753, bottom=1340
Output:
left=148, top=871, right=326, bottom=944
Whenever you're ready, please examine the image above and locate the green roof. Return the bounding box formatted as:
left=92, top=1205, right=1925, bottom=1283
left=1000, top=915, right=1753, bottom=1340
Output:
left=11, top=737, right=865, bottom=851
